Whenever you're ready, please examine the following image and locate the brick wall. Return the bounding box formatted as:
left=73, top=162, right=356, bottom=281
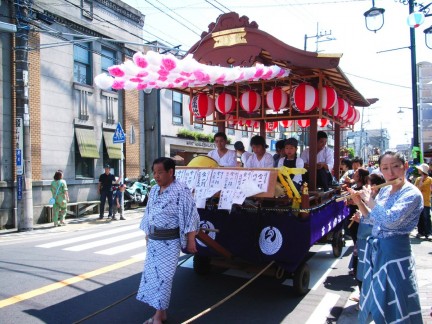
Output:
left=124, top=89, right=140, bottom=179
left=28, top=32, right=41, bottom=180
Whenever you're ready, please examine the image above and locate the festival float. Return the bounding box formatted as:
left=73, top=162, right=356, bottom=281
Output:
left=95, top=12, right=369, bottom=295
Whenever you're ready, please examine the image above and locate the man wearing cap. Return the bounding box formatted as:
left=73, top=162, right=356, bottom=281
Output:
left=98, top=164, right=120, bottom=219
left=244, top=135, right=273, bottom=168
left=234, top=141, right=252, bottom=167
left=414, top=163, right=432, bottom=240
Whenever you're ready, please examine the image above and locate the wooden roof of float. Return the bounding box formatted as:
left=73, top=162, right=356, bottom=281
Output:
left=176, top=12, right=370, bottom=109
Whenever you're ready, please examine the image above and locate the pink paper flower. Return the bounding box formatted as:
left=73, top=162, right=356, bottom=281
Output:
left=133, top=52, right=148, bottom=68
left=157, top=68, right=170, bottom=77
left=129, top=77, right=143, bottom=82
left=161, top=58, right=176, bottom=71
left=112, top=80, right=125, bottom=90
left=108, top=66, right=125, bottom=77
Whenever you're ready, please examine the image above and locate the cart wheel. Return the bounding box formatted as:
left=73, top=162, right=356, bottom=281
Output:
left=193, top=255, right=211, bottom=275
left=293, top=262, right=310, bottom=295
left=332, top=232, right=345, bottom=258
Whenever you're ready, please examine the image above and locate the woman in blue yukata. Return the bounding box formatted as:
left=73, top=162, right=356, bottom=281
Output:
left=348, top=150, right=423, bottom=324
left=137, top=157, right=200, bottom=324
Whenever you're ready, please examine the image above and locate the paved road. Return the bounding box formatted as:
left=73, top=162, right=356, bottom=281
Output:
left=1, top=209, right=430, bottom=323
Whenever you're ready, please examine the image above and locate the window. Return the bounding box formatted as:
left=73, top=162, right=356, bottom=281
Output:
left=267, top=131, right=275, bottom=138
left=74, top=127, right=99, bottom=178
left=194, top=118, right=203, bottom=129
left=81, top=0, right=93, bottom=20
left=212, top=123, right=218, bottom=133
left=242, top=126, right=248, bottom=137
left=227, top=126, right=235, bottom=135
left=74, top=41, right=92, bottom=85
left=101, top=47, right=116, bottom=73
left=172, top=91, right=183, bottom=125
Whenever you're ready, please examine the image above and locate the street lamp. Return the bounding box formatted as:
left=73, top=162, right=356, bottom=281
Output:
left=364, top=0, right=432, bottom=163
left=363, top=1, right=385, bottom=32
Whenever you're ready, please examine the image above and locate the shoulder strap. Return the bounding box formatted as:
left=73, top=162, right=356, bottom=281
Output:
left=54, top=181, right=61, bottom=198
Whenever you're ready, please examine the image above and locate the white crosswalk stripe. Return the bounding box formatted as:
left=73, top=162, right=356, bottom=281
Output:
left=35, top=225, right=146, bottom=257
left=96, top=240, right=145, bottom=255
left=36, top=225, right=139, bottom=248
left=64, top=231, right=143, bottom=251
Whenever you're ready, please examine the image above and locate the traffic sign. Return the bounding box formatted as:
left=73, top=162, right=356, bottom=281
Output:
left=113, top=122, right=126, bottom=144
left=17, top=175, right=22, bottom=200
left=16, top=149, right=23, bottom=175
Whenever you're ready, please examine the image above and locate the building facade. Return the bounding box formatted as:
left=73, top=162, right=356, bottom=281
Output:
left=1, top=0, right=145, bottom=227
left=419, top=61, right=432, bottom=160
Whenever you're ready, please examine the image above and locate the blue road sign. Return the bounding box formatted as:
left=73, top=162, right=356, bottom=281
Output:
left=16, top=149, right=23, bottom=175
left=113, top=123, right=126, bottom=144
left=17, top=175, right=22, bottom=200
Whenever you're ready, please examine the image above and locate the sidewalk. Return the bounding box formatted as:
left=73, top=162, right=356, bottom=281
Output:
left=337, top=234, right=432, bottom=324
left=0, top=207, right=145, bottom=239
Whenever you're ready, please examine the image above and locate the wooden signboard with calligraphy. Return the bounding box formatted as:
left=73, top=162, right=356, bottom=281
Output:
left=176, top=167, right=278, bottom=198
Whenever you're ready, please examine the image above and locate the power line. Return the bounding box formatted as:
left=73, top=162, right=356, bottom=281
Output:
left=152, top=0, right=202, bottom=31
left=211, top=0, right=232, bottom=12
left=204, top=0, right=226, bottom=13
left=142, top=0, right=201, bottom=36
left=345, top=72, right=411, bottom=89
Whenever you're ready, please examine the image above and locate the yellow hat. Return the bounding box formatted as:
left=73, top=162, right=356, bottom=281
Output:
left=187, top=155, right=219, bottom=167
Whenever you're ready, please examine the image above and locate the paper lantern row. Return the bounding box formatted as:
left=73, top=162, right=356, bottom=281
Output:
left=192, top=84, right=342, bottom=117
left=225, top=117, right=334, bottom=130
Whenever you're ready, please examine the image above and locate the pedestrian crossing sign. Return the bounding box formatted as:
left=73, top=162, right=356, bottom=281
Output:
left=113, top=123, right=126, bottom=144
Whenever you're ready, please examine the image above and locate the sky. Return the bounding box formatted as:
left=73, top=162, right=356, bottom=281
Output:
left=123, top=0, right=432, bottom=148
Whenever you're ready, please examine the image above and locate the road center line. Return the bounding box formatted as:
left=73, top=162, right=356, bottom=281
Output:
left=0, top=256, right=144, bottom=309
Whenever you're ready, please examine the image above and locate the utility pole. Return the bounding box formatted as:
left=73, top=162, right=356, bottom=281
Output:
left=15, top=0, right=33, bottom=231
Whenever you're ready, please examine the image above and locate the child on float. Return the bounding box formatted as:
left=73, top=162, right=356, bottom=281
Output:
left=277, top=137, right=304, bottom=191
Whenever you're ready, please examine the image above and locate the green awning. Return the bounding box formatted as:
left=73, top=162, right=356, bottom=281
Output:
left=103, top=131, right=123, bottom=160
left=75, top=128, right=100, bottom=159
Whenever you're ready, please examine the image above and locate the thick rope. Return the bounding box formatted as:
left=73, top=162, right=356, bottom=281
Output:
left=181, top=260, right=275, bottom=324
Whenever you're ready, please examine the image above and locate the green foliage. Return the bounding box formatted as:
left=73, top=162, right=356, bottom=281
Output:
left=346, top=147, right=355, bottom=158
left=176, top=129, right=231, bottom=144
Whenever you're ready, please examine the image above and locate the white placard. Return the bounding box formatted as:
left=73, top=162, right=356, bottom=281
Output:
left=194, top=187, right=208, bottom=209
left=218, top=189, right=236, bottom=210
left=250, top=170, right=270, bottom=192
left=209, top=169, right=227, bottom=189
left=196, top=169, right=212, bottom=188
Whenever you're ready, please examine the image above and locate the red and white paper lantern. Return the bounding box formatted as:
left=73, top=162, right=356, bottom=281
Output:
left=353, top=108, right=361, bottom=124
left=252, top=120, right=260, bottom=129
left=320, top=86, right=337, bottom=110
left=280, top=120, right=293, bottom=128
left=226, top=114, right=237, bottom=126
left=344, top=105, right=355, bottom=122
left=190, top=93, right=214, bottom=118
left=407, top=12, right=425, bottom=28
left=291, top=83, right=318, bottom=113
left=215, top=92, right=236, bottom=115
left=297, top=119, right=310, bottom=128
left=237, top=118, right=247, bottom=127
left=329, top=98, right=349, bottom=118
left=266, top=121, right=278, bottom=131
left=318, top=118, right=329, bottom=127
left=266, top=87, right=288, bottom=112
left=240, top=90, right=261, bottom=113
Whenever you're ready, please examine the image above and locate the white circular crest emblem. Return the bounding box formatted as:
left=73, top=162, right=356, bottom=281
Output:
left=197, top=220, right=216, bottom=247
left=259, top=226, right=283, bottom=255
